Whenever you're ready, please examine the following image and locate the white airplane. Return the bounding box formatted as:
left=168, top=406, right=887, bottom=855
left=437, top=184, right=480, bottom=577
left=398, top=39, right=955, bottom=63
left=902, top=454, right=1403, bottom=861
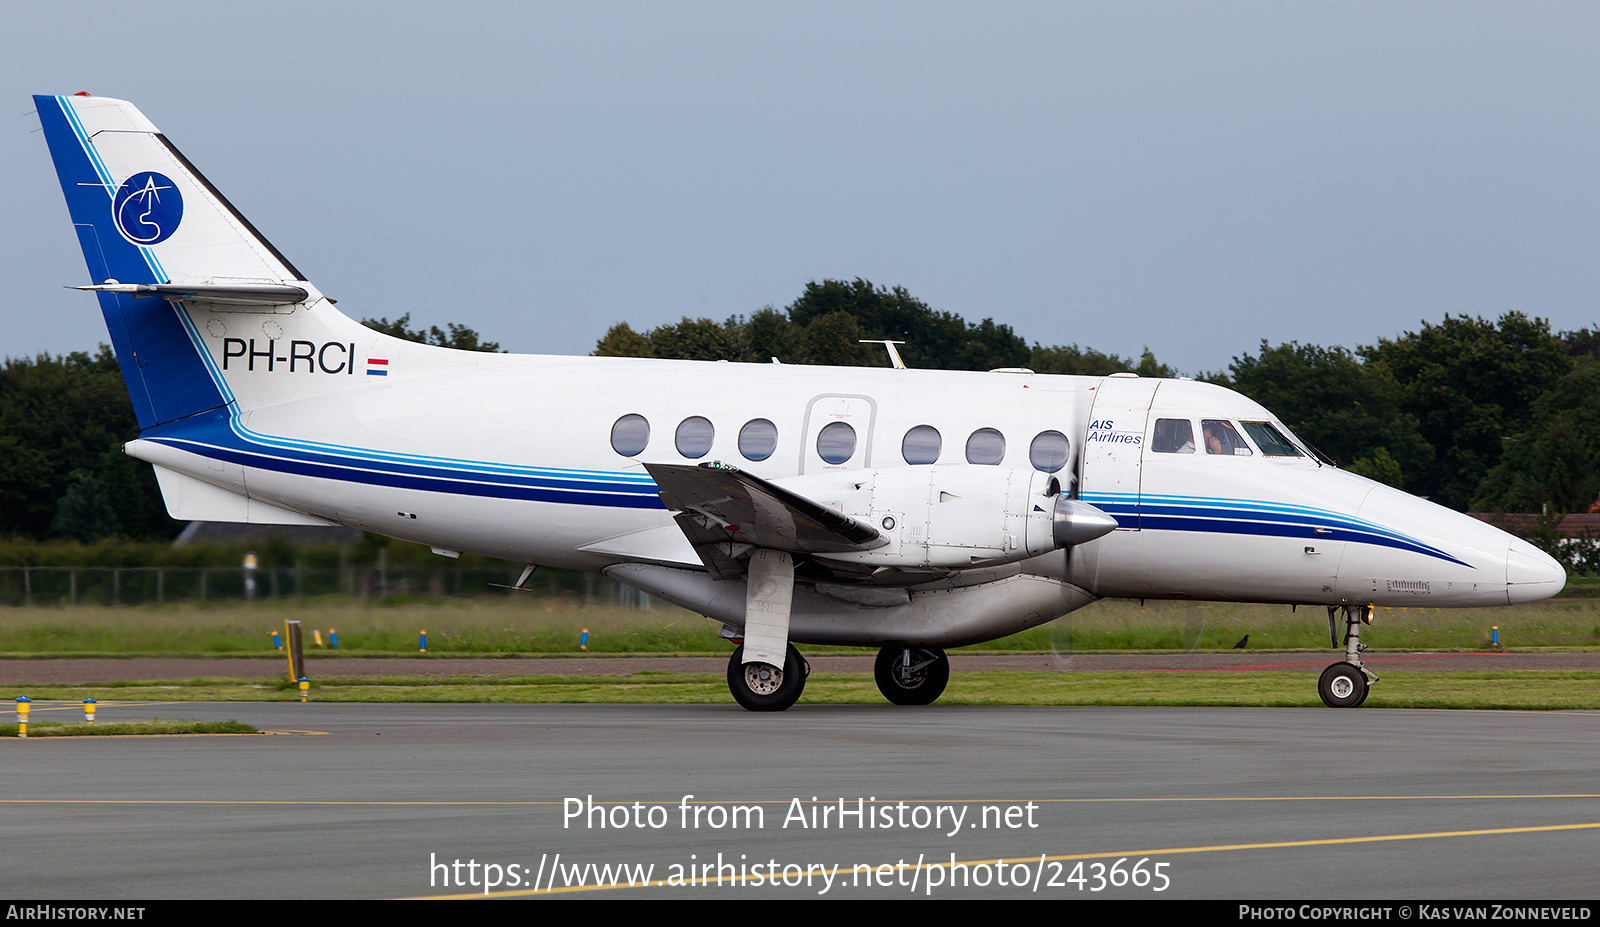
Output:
left=35, top=93, right=1567, bottom=711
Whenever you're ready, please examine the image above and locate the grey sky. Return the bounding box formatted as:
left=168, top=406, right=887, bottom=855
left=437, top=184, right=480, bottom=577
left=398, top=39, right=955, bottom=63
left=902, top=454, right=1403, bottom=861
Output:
left=5, top=2, right=1596, bottom=375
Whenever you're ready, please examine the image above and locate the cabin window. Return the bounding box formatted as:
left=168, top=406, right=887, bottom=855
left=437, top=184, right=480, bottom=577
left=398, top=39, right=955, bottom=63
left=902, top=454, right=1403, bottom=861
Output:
left=1029, top=430, right=1070, bottom=472
left=902, top=425, right=942, bottom=465
left=1201, top=420, right=1253, bottom=456
left=738, top=418, right=779, bottom=461
left=610, top=414, right=650, bottom=457
left=1240, top=421, right=1303, bottom=457
left=816, top=421, right=857, bottom=464
left=965, top=427, right=1006, bottom=465
left=675, top=416, right=715, bottom=459
left=1151, top=419, right=1196, bottom=454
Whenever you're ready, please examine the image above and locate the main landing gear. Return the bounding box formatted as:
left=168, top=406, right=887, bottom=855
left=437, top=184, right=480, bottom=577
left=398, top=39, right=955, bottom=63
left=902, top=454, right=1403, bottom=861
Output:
left=874, top=646, right=951, bottom=706
left=724, top=642, right=953, bottom=710
left=727, top=643, right=808, bottom=712
left=1320, top=604, right=1377, bottom=708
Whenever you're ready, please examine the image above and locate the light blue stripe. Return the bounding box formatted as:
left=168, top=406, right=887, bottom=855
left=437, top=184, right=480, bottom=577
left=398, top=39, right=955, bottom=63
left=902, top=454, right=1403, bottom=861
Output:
left=62, top=97, right=169, bottom=285
left=173, top=307, right=238, bottom=406
left=152, top=435, right=656, bottom=499
left=59, top=97, right=113, bottom=188
left=1084, top=489, right=1460, bottom=564
left=1089, top=489, right=1396, bottom=537
left=226, top=415, right=653, bottom=484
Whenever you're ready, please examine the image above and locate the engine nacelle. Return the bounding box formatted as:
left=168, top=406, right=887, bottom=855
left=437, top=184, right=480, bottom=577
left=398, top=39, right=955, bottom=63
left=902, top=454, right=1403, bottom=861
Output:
left=771, top=466, right=1116, bottom=572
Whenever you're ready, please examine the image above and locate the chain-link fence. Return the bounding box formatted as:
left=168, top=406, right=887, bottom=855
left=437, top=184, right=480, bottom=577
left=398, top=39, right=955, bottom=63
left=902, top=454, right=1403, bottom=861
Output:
left=0, top=564, right=656, bottom=608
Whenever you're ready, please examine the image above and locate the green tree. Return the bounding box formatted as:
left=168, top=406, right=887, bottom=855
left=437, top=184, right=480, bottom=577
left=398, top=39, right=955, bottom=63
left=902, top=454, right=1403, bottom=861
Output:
left=786, top=279, right=945, bottom=351
left=1346, top=447, right=1405, bottom=488
left=645, top=317, right=745, bottom=362
left=797, top=311, right=878, bottom=366
left=955, top=318, right=1033, bottom=371
left=787, top=279, right=1030, bottom=369
left=0, top=348, right=173, bottom=540
left=1027, top=343, right=1175, bottom=377
left=1563, top=325, right=1600, bottom=360
left=1362, top=312, right=1571, bottom=510
left=592, top=279, right=1035, bottom=370
left=49, top=469, right=121, bottom=542
left=1028, top=344, right=1132, bottom=376
left=740, top=307, right=801, bottom=364
left=0, top=435, right=51, bottom=536
left=1224, top=341, right=1430, bottom=486
left=1472, top=358, right=1600, bottom=513
left=592, top=322, right=656, bottom=358
left=361, top=314, right=503, bottom=352
left=1133, top=348, right=1176, bottom=379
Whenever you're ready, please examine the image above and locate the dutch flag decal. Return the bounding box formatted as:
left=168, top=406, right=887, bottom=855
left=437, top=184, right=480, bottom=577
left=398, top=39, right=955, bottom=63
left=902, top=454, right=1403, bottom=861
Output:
left=366, top=357, right=389, bottom=376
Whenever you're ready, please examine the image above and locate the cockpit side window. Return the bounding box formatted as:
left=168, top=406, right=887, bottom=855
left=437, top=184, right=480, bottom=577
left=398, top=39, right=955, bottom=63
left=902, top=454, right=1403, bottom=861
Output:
left=1201, top=420, right=1253, bottom=456
left=1240, top=421, right=1303, bottom=457
left=1151, top=419, right=1195, bottom=454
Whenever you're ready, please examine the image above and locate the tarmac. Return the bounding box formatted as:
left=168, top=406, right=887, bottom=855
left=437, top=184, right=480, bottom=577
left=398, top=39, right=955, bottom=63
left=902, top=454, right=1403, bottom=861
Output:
left=3, top=700, right=1597, bottom=899
left=4, top=651, right=1597, bottom=900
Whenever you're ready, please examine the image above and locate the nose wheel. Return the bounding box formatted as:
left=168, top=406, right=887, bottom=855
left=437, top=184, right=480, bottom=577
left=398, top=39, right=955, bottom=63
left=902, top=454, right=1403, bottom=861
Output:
left=727, top=643, right=808, bottom=711
left=1320, top=605, right=1378, bottom=708
left=873, top=646, right=951, bottom=705
left=1318, top=662, right=1369, bottom=708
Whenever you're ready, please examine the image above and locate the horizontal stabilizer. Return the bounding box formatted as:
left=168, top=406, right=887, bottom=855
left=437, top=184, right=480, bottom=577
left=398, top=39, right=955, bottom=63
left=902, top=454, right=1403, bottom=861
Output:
left=151, top=466, right=335, bottom=526
left=72, top=282, right=310, bottom=307
left=645, top=463, right=885, bottom=577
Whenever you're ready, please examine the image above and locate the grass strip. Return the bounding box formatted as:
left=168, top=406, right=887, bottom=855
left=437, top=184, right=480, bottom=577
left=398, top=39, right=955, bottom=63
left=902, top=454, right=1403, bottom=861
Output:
left=7, top=671, right=1598, bottom=710
left=0, top=718, right=257, bottom=737
left=3, top=598, right=1597, bottom=654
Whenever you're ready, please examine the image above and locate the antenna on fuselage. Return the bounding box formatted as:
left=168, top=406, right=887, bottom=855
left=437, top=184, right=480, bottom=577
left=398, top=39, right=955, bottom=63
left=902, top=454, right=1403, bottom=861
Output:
left=859, top=340, right=908, bottom=369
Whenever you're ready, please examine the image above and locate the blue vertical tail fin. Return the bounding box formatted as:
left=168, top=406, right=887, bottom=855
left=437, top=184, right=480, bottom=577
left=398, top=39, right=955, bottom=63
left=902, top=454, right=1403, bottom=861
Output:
left=35, top=93, right=319, bottom=428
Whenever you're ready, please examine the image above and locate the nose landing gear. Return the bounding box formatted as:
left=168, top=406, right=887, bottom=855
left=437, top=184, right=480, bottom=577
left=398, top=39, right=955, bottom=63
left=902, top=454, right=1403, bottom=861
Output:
left=1318, top=661, right=1368, bottom=708
left=1321, top=604, right=1378, bottom=708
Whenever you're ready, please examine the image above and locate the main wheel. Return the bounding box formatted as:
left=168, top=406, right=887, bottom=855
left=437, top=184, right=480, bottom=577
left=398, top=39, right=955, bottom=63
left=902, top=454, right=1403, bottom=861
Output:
left=727, top=643, right=807, bottom=712
left=874, top=646, right=950, bottom=705
left=1318, top=662, right=1368, bottom=708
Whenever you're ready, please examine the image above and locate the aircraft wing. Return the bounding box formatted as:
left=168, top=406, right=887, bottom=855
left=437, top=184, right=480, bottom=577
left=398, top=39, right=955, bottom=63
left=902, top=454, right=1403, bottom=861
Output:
left=644, top=463, right=886, bottom=580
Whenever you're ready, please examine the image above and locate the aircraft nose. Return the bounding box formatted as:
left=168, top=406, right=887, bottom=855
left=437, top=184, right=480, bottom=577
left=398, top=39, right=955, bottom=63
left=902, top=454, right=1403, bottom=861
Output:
left=1506, top=538, right=1567, bottom=605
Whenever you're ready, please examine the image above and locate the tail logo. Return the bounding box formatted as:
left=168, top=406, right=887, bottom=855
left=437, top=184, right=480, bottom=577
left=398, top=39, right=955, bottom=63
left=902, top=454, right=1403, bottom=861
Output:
left=112, top=171, right=183, bottom=245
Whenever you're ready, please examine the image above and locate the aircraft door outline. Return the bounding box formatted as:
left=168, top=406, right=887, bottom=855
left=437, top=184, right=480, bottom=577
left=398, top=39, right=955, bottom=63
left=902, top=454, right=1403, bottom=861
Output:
left=799, top=394, right=876, bottom=474
left=1080, top=377, right=1159, bottom=530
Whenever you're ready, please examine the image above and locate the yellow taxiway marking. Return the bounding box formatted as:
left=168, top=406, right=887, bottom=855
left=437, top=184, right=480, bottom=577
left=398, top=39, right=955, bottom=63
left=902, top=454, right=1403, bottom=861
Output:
left=414, top=821, right=1600, bottom=899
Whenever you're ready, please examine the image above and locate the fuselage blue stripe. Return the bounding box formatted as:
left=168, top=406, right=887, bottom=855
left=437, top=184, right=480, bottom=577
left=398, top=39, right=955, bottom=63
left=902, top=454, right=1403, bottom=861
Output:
left=1082, top=491, right=1469, bottom=567
left=149, top=429, right=1473, bottom=559
left=153, top=438, right=664, bottom=509
left=1138, top=515, right=1470, bottom=566
left=151, top=437, right=657, bottom=497
left=144, top=412, right=656, bottom=484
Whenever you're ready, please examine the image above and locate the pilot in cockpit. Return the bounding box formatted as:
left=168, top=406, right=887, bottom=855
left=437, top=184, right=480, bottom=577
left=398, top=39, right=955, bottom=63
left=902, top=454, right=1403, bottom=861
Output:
left=1203, top=420, right=1252, bottom=456
left=1151, top=418, right=1195, bottom=454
